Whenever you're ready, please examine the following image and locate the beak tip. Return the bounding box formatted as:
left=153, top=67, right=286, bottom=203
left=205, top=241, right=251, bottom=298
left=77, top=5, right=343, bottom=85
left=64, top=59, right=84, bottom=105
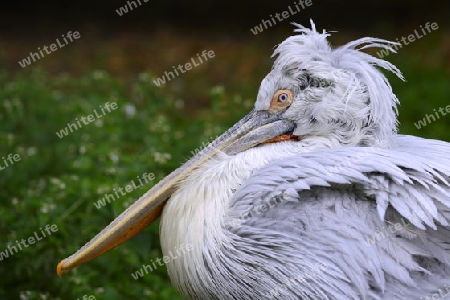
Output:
left=56, top=258, right=67, bottom=277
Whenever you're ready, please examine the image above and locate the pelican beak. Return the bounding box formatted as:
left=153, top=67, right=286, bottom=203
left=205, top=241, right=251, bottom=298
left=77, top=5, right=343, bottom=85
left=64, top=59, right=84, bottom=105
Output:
left=57, top=109, right=295, bottom=276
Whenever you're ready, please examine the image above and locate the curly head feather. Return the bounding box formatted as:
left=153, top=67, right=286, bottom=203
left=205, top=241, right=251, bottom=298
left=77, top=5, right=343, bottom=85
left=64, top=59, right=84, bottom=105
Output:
left=256, top=20, right=405, bottom=147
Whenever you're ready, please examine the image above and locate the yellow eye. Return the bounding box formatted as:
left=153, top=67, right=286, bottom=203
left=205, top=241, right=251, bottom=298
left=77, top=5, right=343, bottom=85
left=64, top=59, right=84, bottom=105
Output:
left=270, top=89, right=293, bottom=110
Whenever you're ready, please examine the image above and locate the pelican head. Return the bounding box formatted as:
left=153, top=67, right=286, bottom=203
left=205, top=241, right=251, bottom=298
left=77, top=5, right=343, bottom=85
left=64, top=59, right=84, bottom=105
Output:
left=57, top=21, right=407, bottom=298
left=256, top=22, right=404, bottom=147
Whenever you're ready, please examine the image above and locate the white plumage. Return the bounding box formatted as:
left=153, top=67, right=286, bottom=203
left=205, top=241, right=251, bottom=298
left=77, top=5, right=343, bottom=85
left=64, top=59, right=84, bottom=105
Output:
left=161, top=22, right=450, bottom=299
left=57, top=21, right=450, bottom=300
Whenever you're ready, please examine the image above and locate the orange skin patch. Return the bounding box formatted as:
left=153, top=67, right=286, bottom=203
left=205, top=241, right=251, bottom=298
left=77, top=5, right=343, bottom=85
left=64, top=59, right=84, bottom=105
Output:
left=261, top=134, right=300, bottom=144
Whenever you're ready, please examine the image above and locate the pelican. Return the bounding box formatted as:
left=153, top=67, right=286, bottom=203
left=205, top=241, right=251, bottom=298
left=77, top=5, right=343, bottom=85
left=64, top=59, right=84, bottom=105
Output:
left=57, top=21, right=450, bottom=299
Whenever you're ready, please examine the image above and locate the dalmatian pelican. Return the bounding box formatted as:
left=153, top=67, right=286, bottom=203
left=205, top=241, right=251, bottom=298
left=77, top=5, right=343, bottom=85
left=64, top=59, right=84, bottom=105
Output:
left=57, top=21, right=450, bottom=299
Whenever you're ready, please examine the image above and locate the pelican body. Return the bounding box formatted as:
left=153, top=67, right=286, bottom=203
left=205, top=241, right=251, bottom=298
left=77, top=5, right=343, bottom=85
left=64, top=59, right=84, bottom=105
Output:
left=57, top=22, right=450, bottom=299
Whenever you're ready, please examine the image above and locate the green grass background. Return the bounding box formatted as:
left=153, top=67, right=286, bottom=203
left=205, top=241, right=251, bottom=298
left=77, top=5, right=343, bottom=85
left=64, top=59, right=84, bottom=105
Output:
left=0, top=28, right=449, bottom=299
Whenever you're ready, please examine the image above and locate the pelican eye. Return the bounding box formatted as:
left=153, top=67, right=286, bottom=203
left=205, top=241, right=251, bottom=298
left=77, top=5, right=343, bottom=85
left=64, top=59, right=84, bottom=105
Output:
left=278, top=93, right=288, bottom=102
left=270, top=89, right=293, bottom=110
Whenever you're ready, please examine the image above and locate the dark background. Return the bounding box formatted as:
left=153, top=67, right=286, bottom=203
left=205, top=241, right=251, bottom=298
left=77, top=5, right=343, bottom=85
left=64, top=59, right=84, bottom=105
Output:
left=1, top=0, right=448, bottom=33
left=1, top=1, right=449, bottom=74
left=1, top=1, right=449, bottom=299
left=2, top=1, right=448, bottom=108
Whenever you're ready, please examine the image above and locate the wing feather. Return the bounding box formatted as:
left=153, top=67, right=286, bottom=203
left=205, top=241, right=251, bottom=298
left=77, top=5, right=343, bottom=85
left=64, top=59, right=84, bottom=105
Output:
left=226, top=135, right=450, bottom=298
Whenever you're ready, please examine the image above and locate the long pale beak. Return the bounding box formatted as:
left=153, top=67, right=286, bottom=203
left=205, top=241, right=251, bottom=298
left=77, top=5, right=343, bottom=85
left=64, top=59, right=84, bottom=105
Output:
left=57, top=109, right=295, bottom=276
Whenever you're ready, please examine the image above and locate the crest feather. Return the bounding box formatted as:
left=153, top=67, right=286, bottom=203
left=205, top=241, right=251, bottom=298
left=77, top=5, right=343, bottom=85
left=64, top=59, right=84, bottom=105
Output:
left=272, top=20, right=405, bottom=145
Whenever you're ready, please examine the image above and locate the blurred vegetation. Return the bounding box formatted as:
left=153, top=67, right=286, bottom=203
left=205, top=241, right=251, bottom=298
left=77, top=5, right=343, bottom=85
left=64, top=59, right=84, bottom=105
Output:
left=0, top=27, right=449, bottom=300
left=0, top=66, right=253, bottom=299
